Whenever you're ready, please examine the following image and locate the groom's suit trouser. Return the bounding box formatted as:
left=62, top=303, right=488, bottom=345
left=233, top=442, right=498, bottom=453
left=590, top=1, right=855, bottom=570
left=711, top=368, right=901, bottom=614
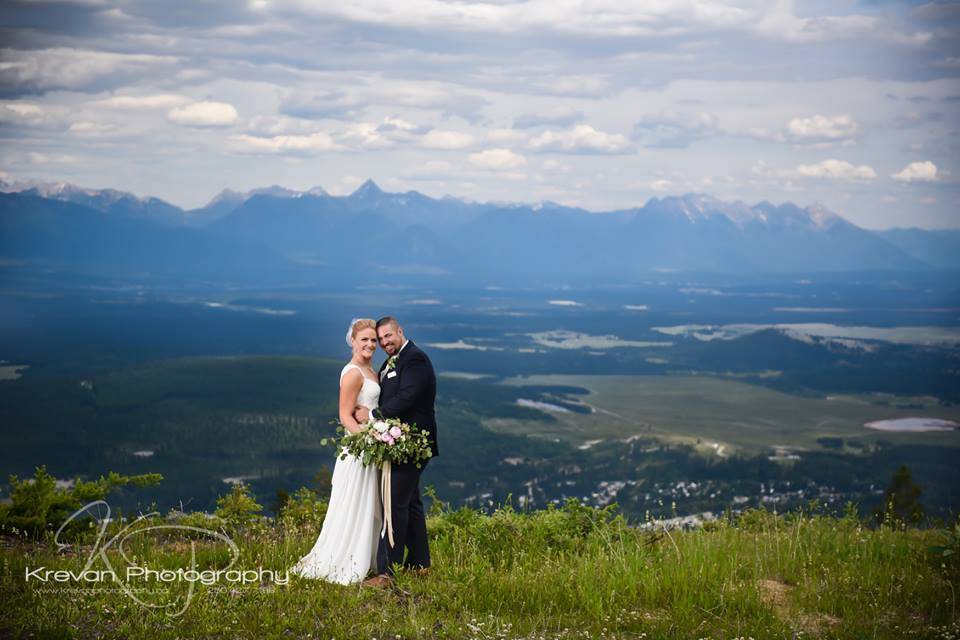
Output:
left=377, top=459, right=431, bottom=575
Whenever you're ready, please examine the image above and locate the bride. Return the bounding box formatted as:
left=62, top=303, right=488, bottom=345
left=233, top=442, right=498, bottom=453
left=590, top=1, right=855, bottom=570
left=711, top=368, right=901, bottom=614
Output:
left=290, top=318, right=382, bottom=584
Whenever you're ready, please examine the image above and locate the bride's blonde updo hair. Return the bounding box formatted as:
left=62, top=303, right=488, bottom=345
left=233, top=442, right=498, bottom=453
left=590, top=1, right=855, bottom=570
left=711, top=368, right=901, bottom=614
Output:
left=345, top=317, right=376, bottom=347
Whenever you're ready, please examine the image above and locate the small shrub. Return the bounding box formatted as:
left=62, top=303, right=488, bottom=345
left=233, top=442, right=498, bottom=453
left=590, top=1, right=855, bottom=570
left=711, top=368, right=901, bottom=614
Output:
left=735, top=506, right=782, bottom=532
left=0, top=465, right=162, bottom=538
left=214, top=481, right=264, bottom=531
left=559, top=497, right=618, bottom=537
left=701, top=518, right=729, bottom=532
left=279, top=486, right=328, bottom=530
left=431, top=498, right=626, bottom=568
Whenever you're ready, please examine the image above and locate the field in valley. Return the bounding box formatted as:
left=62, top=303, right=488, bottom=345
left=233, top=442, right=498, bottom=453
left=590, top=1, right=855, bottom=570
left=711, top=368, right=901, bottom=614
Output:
left=491, top=374, right=960, bottom=457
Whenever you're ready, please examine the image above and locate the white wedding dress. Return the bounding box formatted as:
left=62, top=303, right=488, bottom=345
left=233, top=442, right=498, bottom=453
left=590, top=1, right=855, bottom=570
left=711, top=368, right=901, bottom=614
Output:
left=290, top=363, right=381, bottom=584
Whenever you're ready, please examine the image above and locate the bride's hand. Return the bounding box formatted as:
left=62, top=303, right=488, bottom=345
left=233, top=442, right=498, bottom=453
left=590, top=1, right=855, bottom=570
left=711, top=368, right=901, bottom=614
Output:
left=354, top=406, right=370, bottom=424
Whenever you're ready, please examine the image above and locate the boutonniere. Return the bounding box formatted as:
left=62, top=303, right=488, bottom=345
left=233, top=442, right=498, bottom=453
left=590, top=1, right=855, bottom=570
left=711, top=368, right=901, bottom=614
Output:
left=385, top=355, right=399, bottom=372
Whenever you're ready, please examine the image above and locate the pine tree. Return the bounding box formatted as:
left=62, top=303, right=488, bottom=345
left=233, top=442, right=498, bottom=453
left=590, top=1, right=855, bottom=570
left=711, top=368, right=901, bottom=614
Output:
left=874, top=464, right=924, bottom=526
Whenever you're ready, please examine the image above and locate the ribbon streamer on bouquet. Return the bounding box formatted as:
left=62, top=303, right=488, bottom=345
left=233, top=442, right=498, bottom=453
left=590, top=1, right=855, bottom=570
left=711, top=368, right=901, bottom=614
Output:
left=380, top=461, right=395, bottom=548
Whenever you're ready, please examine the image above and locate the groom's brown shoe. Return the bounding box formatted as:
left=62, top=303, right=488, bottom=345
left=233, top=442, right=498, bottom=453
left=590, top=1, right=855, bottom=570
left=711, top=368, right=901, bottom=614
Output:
left=361, top=574, right=393, bottom=589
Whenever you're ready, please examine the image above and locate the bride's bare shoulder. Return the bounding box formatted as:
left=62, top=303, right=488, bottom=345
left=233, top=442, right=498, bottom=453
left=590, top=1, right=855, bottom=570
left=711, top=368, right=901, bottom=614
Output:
left=340, top=364, right=363, bottom=385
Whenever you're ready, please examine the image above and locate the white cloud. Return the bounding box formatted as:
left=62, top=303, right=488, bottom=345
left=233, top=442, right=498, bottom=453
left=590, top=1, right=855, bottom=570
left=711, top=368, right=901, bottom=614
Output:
left=244, top=115, right=318, bottom=136
left=513, top=106, right=583, bottom=129
left=254, top=0, right=930, bottom=48
left=650, top=179, right=673, bottom=192
left=338, top=122, right=394, bottom=149
left=756, top=12, right=873, bottom=42
left=486, top=128, right=527, bottom=144
left=279, top=89, right=364, bottom=120
left=68, top=121, right=117, bottom=136
left=540, top=158, right=572, bottom=173
left=93, top=94, right=189, bottom=109
left=24, top=151, right=79, bottom=164
left=892, top=161, right=938, bottom=183
left=1, top=102, right=44, bottom=118
left=753, top=7, right=926, bottom=45
left=20, top=0, right=108, bottom=5
left=795, top=159, right=876, bottom=181
left=167, top=101, right=239, bottom=127
left=0, top=47, right=179, bottom=93
left=421, top=129, right=475, bottom=149
left=228, top=132, right=342, bottom=155
left=379, top=116, right=420, bottom=133
left=786, top=114, right=860, bottom=143
left=468, top=148, right=526, bottom=171
left=259, top=1, right=755, bottom=37
left=528, top=125, right=632, bottom=155
left=633, top=111, right=721, bottom=148
left=892, top=110, right=944, bottom=129
left=401, top=160, right=456, bottom=180
left=375, top=83, right=488, bottom=120
left=0, top=101, right=65, bottom=128
left=539, top=75, right=608, bottom=97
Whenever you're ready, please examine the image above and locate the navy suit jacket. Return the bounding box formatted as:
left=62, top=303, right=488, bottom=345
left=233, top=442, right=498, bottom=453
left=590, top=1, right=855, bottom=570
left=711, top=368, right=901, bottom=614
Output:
left=374, top=340, right=439, bottom=458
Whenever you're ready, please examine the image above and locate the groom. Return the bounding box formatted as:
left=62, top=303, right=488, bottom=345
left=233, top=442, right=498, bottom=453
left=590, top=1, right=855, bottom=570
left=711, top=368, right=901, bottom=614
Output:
left=355, top=316, right=439, bottom=586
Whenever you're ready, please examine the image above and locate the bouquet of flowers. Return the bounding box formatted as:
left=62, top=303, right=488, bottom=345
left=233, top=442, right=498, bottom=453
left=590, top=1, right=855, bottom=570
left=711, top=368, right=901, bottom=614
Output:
left=321, top=417, right=432, bottom=548
left=322, top=417, right=432, bottom=469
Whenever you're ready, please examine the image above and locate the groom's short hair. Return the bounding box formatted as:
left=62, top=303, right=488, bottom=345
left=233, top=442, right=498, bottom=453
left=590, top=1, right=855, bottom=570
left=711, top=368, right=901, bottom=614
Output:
left=376, top=316, right=399, bottom=330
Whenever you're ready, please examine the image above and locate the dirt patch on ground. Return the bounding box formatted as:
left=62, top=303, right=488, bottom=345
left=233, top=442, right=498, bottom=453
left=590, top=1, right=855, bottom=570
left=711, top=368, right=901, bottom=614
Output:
left=758, top=578, right=840, bottom=637
left=796, top=611, right=842, bottom=636
left=758, top=578, right=792, bottom=610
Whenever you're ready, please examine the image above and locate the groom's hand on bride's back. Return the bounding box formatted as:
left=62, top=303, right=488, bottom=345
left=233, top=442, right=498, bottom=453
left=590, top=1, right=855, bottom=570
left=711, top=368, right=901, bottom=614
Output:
left=354, top=406, right=370, bottom=424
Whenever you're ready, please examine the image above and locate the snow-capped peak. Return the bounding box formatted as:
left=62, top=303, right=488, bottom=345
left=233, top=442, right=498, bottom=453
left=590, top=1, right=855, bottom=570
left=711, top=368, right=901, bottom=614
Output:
left=805, top=203, right=842, bottom=229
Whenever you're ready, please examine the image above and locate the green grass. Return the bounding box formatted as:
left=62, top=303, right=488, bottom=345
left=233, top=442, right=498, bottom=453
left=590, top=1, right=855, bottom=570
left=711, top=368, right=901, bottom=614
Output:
left=1, top=501, right=957, bottom=639
left=494, top=374, right=960, bottom=456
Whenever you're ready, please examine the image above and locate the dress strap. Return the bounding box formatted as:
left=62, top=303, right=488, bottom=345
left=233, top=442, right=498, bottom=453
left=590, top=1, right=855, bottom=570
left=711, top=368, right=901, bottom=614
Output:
left=340, top=362, right=362, bottom=381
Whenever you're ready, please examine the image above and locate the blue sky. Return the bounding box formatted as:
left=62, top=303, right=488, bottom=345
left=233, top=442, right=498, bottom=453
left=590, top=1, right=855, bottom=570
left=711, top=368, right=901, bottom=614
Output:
left=1, top=0, right=958, bottom=228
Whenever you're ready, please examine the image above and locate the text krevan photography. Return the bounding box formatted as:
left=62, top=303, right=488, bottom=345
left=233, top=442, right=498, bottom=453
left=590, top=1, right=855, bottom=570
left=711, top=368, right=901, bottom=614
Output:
left=25, top=565, right=289, bottom=588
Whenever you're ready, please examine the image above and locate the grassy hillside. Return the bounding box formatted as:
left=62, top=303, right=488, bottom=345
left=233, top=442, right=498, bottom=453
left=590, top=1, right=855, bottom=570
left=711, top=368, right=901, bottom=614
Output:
left=1, top=496, right=957, bottom=639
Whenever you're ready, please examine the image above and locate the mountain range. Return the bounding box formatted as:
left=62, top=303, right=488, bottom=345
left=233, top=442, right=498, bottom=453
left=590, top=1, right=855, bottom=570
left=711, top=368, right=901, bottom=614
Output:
left=1, top=177, right=957, bottom=285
